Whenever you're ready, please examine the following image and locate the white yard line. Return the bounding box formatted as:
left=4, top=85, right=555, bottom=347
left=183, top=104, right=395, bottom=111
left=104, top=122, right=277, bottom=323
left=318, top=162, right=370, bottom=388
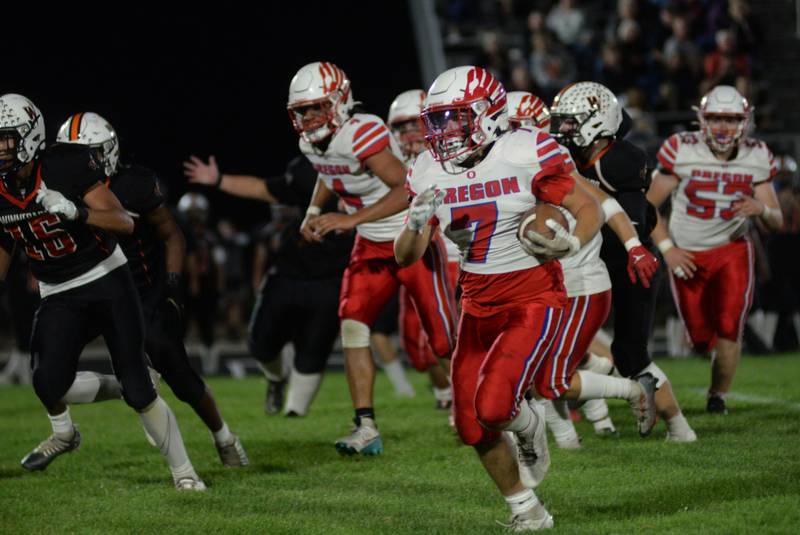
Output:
left=691, top=388, right=800, bottom=412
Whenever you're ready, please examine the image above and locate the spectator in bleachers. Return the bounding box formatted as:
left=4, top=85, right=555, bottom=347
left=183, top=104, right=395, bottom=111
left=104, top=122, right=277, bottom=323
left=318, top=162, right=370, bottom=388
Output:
left=546, top=0, right=588, bottom=47
left=663, top=15, right=701, bottom=76
left=701, top=29, right=750, bottom=94
left=595, top=42, right=635, bottom=95
left=529, top=31, right=577, bottom=100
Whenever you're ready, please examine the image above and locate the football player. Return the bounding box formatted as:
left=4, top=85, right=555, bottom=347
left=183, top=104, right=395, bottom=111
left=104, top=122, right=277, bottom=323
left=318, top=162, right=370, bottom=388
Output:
left=291, top=62, right=457, bottom=456
left=388, top=89, right=454, bottom=410
left=549, top=82, right=697, bottom=442
left=0, top=94, right=204, bottom=490
left=508, top=91, right=659, bottom=448
left=183, top=152, right=353, bottom=418
left=395, top=66, right=603, bottom=530
left=647, top=85, right=782, bottom=414
left=56, top=113, right=247, bottom=466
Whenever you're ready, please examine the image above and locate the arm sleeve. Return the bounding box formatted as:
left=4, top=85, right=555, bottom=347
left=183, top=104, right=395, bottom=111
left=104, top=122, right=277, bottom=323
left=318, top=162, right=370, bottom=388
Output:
left=656, top=134, right=680, bottom=174
left=352, top=121, right=391, bottom=161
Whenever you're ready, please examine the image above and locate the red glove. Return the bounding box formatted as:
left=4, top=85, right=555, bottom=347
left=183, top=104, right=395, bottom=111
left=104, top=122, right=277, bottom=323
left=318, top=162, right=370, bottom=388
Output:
left=627, top=245, right=659, bottom=288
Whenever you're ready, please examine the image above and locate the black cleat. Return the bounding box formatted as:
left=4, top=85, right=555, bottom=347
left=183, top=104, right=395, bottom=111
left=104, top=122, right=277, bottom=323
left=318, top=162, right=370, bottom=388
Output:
left=706, top=394, right=728, bottom=414
left=21, top=429, right=81, bottom=472
left=264, top=380, right=286, bottom=415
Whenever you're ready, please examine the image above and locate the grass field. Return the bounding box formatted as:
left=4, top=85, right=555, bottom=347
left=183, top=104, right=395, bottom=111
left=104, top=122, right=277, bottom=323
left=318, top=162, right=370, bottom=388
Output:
left=1, top=355, right=799, bottom=534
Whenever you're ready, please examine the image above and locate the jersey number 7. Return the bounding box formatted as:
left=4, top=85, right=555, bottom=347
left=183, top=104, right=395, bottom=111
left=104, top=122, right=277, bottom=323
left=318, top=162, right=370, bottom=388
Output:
left=449, top=202, right=498, bottom=263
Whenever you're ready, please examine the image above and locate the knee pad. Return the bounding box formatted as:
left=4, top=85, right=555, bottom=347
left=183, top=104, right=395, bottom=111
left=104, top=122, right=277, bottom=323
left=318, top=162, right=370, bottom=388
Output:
left=340, top=319, right=370, bottom=348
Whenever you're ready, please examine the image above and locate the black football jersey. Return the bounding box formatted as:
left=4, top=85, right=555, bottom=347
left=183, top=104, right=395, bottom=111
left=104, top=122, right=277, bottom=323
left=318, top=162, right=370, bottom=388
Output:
left=108, top=164, right=166, bottom=297
left=575, top=139, right=656, bottom=265
left=0, top=144, right=117, bottom=284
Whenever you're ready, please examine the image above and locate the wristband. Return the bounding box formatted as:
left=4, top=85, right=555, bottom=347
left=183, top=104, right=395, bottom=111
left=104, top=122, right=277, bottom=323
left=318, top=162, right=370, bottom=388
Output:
left=76, top=207, right=89, bottom=224
left=214, top=171, right=224, bottom=188
left=623, top=237, right=642, bottom=252
left=306, top=206, right=321, bottom=217
left=601, top=198, right=624, bottom=221
left=657, top=238, right=674, bottom=254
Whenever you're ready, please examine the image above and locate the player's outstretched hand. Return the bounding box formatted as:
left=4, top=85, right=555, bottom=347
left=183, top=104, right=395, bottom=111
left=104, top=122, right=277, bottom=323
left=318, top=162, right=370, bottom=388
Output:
left=663, top=246, right=696, bottom=280
left=313, top=212, right=357, bottom=237
left=36, top=183, right=79, bottom=220
left=627, top=245, right=659, bottom=288
left=182, top=155, right=219, bottom=185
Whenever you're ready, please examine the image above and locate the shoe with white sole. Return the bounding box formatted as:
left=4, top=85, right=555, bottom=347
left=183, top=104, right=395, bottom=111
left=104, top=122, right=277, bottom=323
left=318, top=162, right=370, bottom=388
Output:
left=334, top=417, right=383, bottom=456
left=513, top=400, right=550, bottom=488
left=175, top=476, right=207, bottom=491
left=216, top=434, right=249, bottom=466
left=21, top=428, right=81, bottom=471
left=498, top=502, right=554, bottom=531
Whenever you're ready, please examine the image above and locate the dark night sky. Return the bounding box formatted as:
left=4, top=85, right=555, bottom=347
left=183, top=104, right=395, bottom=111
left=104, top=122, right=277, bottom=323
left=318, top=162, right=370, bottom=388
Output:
left=5, top=4, right=421, bottom=227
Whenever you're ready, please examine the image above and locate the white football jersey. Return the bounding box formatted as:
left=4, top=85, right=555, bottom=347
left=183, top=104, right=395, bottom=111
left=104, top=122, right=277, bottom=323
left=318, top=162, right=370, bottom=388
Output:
left=559, top=208, right=610, bottom=297
left=301, top=113, right=407, bottom=242
left=407, top=127, right=575, bottom=276
left=657, top=132, right=776, bottom=251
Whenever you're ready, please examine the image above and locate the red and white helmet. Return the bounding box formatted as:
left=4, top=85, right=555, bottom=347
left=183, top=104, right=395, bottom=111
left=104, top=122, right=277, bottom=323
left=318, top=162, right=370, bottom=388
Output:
left=507, top=91, right=551, bottom=130
left=696, top=85, right=752, bottom=153
left=56, top=112, right=120, bottom=176
left=421, top=66, right=508, bottom=173
left=287, top=61, right=354, bottom=144
left=0, top=93, right=45, bottom=177
left=388, top=89, right=426, bottom=159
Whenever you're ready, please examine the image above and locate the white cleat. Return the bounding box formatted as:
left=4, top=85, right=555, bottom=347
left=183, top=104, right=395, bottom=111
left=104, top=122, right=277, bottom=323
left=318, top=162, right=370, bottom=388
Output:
left=514, top=400, right=550, bottom=488
left=666, top=428, right=698, bottom=443
left=629, top=373, right=657, bottom=437
left=175, top=476, right=207, bottom=491
left=334, top=417, right=383, bottom=456
left=499, top=503, right=554, bottom=531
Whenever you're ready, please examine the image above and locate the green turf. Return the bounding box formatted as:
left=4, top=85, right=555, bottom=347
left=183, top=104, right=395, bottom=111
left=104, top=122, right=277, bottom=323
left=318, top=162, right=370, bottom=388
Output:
left=1, top=355, right=799, bottom=534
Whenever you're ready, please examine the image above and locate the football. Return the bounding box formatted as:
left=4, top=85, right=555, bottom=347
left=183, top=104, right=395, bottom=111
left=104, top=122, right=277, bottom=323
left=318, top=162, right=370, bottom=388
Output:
left=518, top=203, right=570, bottom=260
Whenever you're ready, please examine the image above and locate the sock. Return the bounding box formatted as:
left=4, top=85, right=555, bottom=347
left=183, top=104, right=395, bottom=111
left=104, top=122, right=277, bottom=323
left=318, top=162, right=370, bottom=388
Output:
left=577, top=370, right=635, bottom=401
left=543, top=399, right=579, bottom=444
left=505, top=488, right=539, bottom=516
left=139, top=397, right=197, bottom=482
left=667, top=412, right=693, bottom=435
left=505, top=399, right=534, bottom=434
left=355, top=407, right=375, bottom=426
left=63, top=371, right=122, bottom=404
left=284, top=369, right=323, bottom=416
left=48, top=408, right=74, bottom=439
left=212, top=422, right=233, bottom=446
left=433, top=385, right=452, bottom=402
left=580, top=353, right=615, bottom=375
left=382, top=359, right=415, bottom=396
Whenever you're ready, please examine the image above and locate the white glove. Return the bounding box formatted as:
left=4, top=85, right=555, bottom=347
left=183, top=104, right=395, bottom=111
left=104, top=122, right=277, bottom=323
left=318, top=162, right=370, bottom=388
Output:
left=36, top=183, right=79, bottom=220
left=408, top=185, right=444, bottom=231
left=522, top=219, right=581, bottom=259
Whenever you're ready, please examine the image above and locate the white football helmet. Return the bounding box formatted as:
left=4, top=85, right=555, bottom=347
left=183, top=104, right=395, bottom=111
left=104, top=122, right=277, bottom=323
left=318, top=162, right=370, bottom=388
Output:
left=388, top=89, right=426, bottom=159
left=287, top=61, right=354, bottom=144
left=421, top=66, right=508, bottom=174
left=507, top=91, right=551, bottom=130
left=695, top=85, right=751, bottom=154
left=549, top=82, right=622, bottom=148
left=56, top=112, right=120, bottom=176
left=0, top=93, right=45, bottom=177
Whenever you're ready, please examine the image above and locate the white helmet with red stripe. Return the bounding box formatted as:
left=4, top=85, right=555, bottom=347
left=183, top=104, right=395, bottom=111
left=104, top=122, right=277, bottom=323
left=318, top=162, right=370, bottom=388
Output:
left=549, top=82, right=621, bottom=148
left=388, top=89, right=426, bottom=159
left=287, top=61, right=354, bottom=144
left=0, top=93, right=45, bottom=177
left=421, top=66, right=508, bottom=174
left=56, top=112, right=120, bottom=176
left=507, top=91, right=550, bottom=130
left=695, top=85, right=752, bottom=154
